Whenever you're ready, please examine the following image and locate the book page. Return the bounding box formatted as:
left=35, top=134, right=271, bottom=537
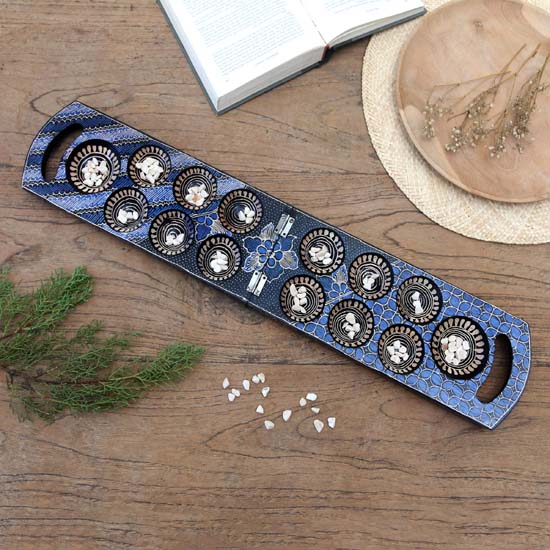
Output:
left=301, top=0, right=424, bottom=45
left=164, top=0, right=326, bottom=101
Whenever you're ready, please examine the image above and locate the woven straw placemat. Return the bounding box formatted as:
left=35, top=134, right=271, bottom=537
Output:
left=362, top=0, right=550, bottom=244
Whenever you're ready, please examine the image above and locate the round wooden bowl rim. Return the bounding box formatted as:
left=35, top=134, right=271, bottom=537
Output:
left=395, top=0, right=550, bottom=203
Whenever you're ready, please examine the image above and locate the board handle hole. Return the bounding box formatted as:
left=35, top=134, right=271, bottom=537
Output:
left=41, top=124, right=84, bottom=182
left=476, top=334, right=513, bottom=403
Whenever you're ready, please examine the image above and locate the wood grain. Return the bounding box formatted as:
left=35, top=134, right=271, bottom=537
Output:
left=397, top=0, right=550, bottom=203
left=0, top=1, right=549, bottom=548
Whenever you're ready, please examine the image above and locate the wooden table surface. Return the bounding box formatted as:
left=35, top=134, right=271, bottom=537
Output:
left=1, top=1, right=549, bottom=549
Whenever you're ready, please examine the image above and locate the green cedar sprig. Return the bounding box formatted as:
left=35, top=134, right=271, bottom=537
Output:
left=0, top=266, right=203, bottom=421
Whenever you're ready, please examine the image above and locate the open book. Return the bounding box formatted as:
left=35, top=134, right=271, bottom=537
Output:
left=159, top=0, right=426, bottom=114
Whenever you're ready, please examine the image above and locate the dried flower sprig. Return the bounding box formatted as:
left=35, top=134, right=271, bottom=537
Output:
left=489, top=51, right=549, bottom=158
left=422, top=44, right=549, bottom=159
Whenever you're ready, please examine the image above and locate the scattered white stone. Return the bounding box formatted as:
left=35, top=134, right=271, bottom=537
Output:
left=290, top=284, right=308, bottom=315
left=362, top=271, right=380, bottom=291
left=116, top=207, right=139, bottom=225
left=237, top=205, right=255, bottom=225
left=136, top=156, right=164, bottom=185
left=410, top=291, right=424, bottom=315
left=343, top=312, right=361, bottom=341
left=441, top=334, right=470, bottom=365
left=82, top=156, right=109, bottom=188
left=308, top=244, right=332, bottom=265
left=223, top=375, right=341, bottom=434
left=388, top=339, right=410, bottom=364
left=258, top=373, right=266, bottom=384
left=165, top=230, right=186, bottom=247
left=456, top=348, right=467, bottom=361
left=117, top=210, right=128, bottom=224
left=209, top=250, right=229, bottom=274
left=185, top=183, right=209, bottom=207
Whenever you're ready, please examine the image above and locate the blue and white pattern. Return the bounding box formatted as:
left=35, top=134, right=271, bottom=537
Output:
left=243, top=223, right=299, bottom=281
left=21, top=101, right=532, bottom=430
left=192, top=207, right=228, bottom=242
left=319, top=265, right=354, bottom=305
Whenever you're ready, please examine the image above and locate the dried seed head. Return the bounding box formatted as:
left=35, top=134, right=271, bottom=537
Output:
left=422, top=45, right=549, bottom=160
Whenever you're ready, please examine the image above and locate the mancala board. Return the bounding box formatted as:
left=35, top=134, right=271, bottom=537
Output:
left=22, top=102, right=532, bottom=429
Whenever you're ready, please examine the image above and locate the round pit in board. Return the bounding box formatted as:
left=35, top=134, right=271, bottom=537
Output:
left=349, top=253, right=393, bottom=300
left=300, top=228, right=345, bottom=275
left=173, top=166, right=217, bottom=210
left=104, top=188, right=148, bottom=233
left=431, top=316, right=489, bottom=379
left=327, top=299, right=374, bottom=348
left=218, top=189, right=263, bottom=234
left=280, top=276, right=325, bottom=323
left=128, top=145, right=171, bottom=187
left=397, top=276, right=442, bottom=325
left=197, top=235, right=241, bottom=281
left=149, top=210, right=194, bottom=256
left=67, top=140, right=120, bottom=193
left=378, top=324, right=424, bottom=374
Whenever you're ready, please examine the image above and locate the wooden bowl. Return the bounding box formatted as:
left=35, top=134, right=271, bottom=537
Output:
left=397, top=0, right=550, bottom=203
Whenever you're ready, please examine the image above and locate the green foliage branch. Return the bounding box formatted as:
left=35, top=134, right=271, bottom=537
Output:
left=0, top=266, right=202, bottom=420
